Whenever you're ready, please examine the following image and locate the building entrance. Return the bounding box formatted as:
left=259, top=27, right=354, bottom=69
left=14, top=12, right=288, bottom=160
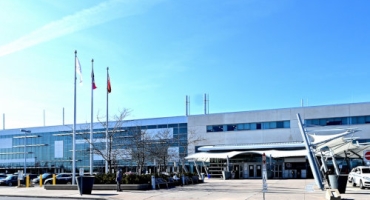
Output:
left=274, top=164, right=283, bottom=178
left=243, top=163, right=262, bottom=178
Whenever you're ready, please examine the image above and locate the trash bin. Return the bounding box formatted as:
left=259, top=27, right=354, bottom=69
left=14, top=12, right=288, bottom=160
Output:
left=222, top=171, right=231, bottom=180
left=76, top=176, right=95, bottom=195
left=328, top=174, right=348, bottom=194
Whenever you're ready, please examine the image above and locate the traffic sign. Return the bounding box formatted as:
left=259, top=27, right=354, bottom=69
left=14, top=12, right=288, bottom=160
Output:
left=364, top=151, right=370, bottom=161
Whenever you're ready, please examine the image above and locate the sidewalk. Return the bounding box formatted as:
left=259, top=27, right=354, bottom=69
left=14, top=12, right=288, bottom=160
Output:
left=0, top=178, right=369, bottom=200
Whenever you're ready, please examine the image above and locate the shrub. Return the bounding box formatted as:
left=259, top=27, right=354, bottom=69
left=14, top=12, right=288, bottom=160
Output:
left=93, top=173, right=153, bottom=184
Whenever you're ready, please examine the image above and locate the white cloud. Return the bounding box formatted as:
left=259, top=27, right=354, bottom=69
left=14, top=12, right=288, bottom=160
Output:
left=0, top=0, right=164, bottom=57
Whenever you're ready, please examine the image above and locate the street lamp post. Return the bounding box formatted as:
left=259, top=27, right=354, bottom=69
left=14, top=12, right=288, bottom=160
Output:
left=20, top=129, right=31, bottom=175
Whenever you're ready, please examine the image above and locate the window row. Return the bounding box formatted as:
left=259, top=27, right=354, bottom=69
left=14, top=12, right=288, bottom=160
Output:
left=305, top=115, right=370, bottom=126
left=206, top=120, right=290, bottom=132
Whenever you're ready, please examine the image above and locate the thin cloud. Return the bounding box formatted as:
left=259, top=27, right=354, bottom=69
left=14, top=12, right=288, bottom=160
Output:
left=0, top=0, right=163, bottom=57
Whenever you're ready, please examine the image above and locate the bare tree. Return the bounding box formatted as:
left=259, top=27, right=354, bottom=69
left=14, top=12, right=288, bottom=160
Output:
left=148, top=129, right=174, bottom=172
left=174, top=129, right=205, bottom=172
left=127, top=126, right=152, bottom=174
left=81, top=108, right=132, bottom=173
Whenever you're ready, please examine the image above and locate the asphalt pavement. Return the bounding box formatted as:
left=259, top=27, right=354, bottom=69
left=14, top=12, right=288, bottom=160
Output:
left=0, top=178, right=369, bottom=200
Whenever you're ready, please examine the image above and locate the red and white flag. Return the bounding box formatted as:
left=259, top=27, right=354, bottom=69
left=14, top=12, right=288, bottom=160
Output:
left=107, top=73, right=111, bottom=93
left=92, top=68, right=97, bottom=90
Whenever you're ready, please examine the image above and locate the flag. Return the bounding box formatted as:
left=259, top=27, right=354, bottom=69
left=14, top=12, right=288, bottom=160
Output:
left=75, top=56, right=83, bottom=83
left=107, top=73, right=111, bottom=93
left=92, top=68, right=97, bottom=90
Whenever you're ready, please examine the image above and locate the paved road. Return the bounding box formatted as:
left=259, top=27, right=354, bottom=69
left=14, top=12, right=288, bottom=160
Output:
left=0, top=178, right=368, bottom=200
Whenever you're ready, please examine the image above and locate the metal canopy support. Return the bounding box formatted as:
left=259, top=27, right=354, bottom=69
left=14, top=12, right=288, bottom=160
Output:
left=181, top=159, right=188, bottom=173
left=202, top=161, right=209, bottom=176
left=297, top=113, right=324, bottom=190
left=331, top=152, right=340, bottom=175
left=193, top=160, right=200, bottom=177
left=226, top=156, right=230, bottom=172
left=320, top=151, right=328, bottom=173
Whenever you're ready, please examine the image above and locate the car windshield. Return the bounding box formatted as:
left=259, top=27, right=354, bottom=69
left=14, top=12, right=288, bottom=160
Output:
left=57, top=174, right=70, bottom=178
left=362, top=168, right=370, bottom=173
left=42, top=174, right=50, bottom=178
left=5, top=176, right=12, bottom=180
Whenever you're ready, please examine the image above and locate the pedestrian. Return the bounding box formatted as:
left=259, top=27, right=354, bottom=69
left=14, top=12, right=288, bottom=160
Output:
left=116, top=168, right=123, bottom=192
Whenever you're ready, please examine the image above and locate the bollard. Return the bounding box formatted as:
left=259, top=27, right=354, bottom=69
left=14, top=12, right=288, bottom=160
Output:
left=151, top=175, right=155, bottom=189
left=26, top=175, right=29, bottom=187
left=52, top=174, right=56, bottom=185
left=39, top=175, right=43, bottom=187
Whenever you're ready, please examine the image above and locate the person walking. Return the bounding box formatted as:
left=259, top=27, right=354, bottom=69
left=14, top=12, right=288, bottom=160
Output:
left=116, top=168, right=123, bottom=192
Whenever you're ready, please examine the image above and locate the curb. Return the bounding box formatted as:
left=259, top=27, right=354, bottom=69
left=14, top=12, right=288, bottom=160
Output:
left=0, top=194, right=106, bottom=200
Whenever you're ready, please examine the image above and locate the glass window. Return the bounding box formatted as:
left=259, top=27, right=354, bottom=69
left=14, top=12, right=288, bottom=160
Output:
left=269, top=122, right=277, bottom=129
left=312, top=119, right=319, bottom=125
left=342, top=117, right=348, bottom=125
left=276, top=121, right=284, bottom=128
left=179, top=128, right=187, bottom=134
left=256, top=123, right=261, bottom=130
left=366, top=116, right=370, bottom=124
left=243, top=123, right=250, bottom=130
left=262, top=122, right=269, bottom=129
left=157, top=124, right=167, bottom=128
left=283, top=121, right=290, bottom=128
left=173, top=128, right=179, bottom=134
left=250, top=123, right=256, bottom=130
left=305, top=119, right=312, bottom=126
left=227, top=125, right=237, bottom=131
left=319, top=119, right=326, bottom=126
left=358, top=116, right=365, bottom=124
left=168, top=124, right=179, bottom=128
left=237, top=124, right=244, bottom=130
left=179, top=123, right=187, bottom=128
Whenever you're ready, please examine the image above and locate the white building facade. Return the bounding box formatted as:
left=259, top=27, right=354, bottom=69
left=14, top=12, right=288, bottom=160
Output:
left=187, top=102, right=370, bottom=179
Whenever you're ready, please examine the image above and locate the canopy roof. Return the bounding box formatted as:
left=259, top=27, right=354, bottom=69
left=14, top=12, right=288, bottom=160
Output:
left=185, top=150, right=307, bottom=161
left=314, top=136, right=370, bottom=158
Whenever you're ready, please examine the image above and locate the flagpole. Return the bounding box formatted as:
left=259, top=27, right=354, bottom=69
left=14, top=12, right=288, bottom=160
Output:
left=90, top=59, right=94, bottom=175
left=105, top=67, right=109, bottom=173
left=72, top=50, right=77, bottom=185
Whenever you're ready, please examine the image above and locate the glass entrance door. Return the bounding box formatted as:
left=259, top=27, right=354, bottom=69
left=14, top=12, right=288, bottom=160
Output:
left=256, top=165, right=262, bottom=177
left=274, top=164, right=283, bottom=178
left=249, top=165, right=254, bottom=177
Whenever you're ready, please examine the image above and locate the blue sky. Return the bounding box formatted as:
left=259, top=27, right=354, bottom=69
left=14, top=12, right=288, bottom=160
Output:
left=1, top=0, right=370, bottom=129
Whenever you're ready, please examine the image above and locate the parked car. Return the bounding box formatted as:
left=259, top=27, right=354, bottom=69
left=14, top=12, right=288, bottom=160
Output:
left=44, top=173, right=72, bottom=185
left=348, top=166, right=370, bottom=189
left=0, top=175, right=18, bottom=186
left=0, top=174, right=7, bottom=180
left=32, top=173, right=53, bottom=185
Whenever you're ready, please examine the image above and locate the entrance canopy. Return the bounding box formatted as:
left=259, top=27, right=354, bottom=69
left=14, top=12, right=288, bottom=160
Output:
left=314, top=135, right=370, bottom=159
left=185, top=150, right=307, bottom=161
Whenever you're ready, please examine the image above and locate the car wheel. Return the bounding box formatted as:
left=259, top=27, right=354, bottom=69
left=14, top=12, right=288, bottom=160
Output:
left=8, top=182, right=12, bottom=186
left=348, top=178, right=352, bottom=183
left=360, top=180, right=365, bottom=189
left=66, top=181, right=72, bottom=185
left=45, top=182, right=51, bottom=185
